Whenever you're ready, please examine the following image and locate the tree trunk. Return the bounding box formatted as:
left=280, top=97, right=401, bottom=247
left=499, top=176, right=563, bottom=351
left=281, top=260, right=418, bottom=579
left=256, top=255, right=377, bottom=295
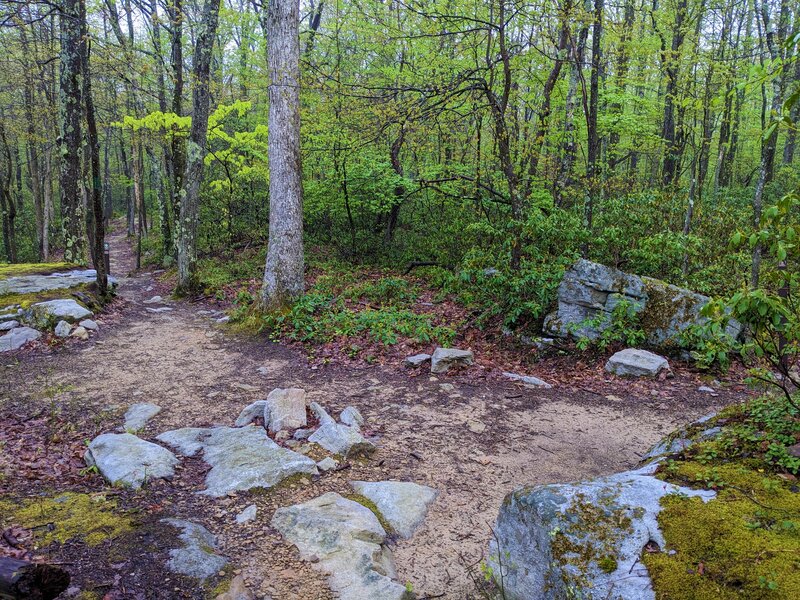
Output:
left=80, top=0, right=108, bottom=296
left=176, top=0, right=221, bottom=293
left=261, top=0, right=305, bottom=307
left=660, top=0, right=688, bottom=188
left=59, top=0, right=86, bottom=263
left=0, top=557, right=70, bottom=600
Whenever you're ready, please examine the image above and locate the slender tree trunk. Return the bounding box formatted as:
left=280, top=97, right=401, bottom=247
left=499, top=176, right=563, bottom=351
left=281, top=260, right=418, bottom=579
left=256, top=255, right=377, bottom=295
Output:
left=176, top=0, right=221, bottom=293
left=261, top=0, right=305, bottom=307
left=660, top=0, right=688, bottom=187
left=81, top=4, right=108, bottom=296
left=59, top=0, right=86, bottom=263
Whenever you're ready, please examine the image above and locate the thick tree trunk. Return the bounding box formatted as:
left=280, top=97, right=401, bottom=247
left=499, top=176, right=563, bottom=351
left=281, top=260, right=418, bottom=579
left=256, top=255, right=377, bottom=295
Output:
left=176, top=0, right=220, bottom=293
left=261, top=0, right=305, bottom=307
left=59, top=0, right=86, bottom=263
left=0, top=557, right=70, bottom=600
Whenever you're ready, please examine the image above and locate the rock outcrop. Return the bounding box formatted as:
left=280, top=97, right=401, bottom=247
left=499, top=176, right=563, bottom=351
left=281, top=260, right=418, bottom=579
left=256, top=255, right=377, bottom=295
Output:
left=487, top=462, right=715, bottom=600
left=544, top=259, right=740, bottom=347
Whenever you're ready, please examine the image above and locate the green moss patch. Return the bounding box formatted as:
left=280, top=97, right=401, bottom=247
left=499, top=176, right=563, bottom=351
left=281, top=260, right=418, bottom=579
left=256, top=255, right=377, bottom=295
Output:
left=646, top=394, right=800, bottom=599
left=8, top=492, right=134, bottom=547
left=0, top=283, right=91, bottom=310
left=549, top=492, right=633, bottom=590
left=344, top=493, right=395, bottom=535
left=0, top=262, right=78, bottom=280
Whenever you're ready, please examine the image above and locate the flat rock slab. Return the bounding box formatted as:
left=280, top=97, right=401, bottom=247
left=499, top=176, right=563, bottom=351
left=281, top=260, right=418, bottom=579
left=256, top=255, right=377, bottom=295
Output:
left=430, top=347, right=474, bottom=374
left=85, top=432, right=179, bottom=488
left=31, top=299, right=92, bottom=324
left=502, top=371, right=552, bottom=388
left=351, top=480, right=438, bottom=538
left=265, top=387, right=307, bottom=432
left=157, top=426, right=317, bottom=497
left=0, top=320, right=19, bottom=331
left=488, top=463, right=715, bottom=600
left=308, top=403, right=375, bottom=457
left=271, top=492, right=412, bottom=600
left=0, top=269, right=115, bottom=295
left=162, top=518, right=228, bottom=579
left=0, top=326, right=41, bottom=352
left=123, top=403, right=162, bottom=431
left=605, top=348, right=670, bottom=377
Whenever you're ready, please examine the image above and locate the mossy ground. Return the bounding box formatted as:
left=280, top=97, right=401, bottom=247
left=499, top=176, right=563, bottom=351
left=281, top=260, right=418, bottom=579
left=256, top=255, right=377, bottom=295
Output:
left=0, top=262, right=78, bottom=279
left=2, top=492, right=134, bottom=547
left=646, top=395, right=800, bottom=599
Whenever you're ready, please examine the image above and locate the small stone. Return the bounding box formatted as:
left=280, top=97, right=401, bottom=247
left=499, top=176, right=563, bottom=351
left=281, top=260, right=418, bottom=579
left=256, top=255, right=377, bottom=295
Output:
left=439, top=383, right=455, bottom=393
left=350, top=480, right=438, bottom=538
left=605, top=348, right=670, bottom=377
left=698, top=386, right=715, bottom=393
left=162, top=519, right=228, bottom=579
left=54, top=320, right=72, bottom=338
left=256, top=366, right=269, bottom=375
left=79, top=319, right=98, bottom=331
left=216, top=316, right=230, bottom=324
left=317, top=457, right=338, bottom=472
left=265, top=388, right=307, bottom=433
left=146, top=306, right=173, bottom=313
left=467, top=420, right=486, bottom=434
left=232, top=383, right=260, bottom=393
left=788, top=443, right=800, bottom=458
left=404, top=353, right=431, bottom=367
left=85, top=432, right=178, bottom=488
left=143, top=295, right=163, bottom=304
left=235, top=401, right=267, bottom=427
left=123, top=403, right=162, bottom=431
left=339, top=406, right=364, bottom=428
left=293, top=428, right=313, bottom=440
left=70, top=326, right=89, bottom=340
left=502, top=372, right=552, bottom=389
left=235, top=504, right=258, bottom=524
left=274, top=430, right=290, bottom=442
left=430, top=347, right=474, bottom=374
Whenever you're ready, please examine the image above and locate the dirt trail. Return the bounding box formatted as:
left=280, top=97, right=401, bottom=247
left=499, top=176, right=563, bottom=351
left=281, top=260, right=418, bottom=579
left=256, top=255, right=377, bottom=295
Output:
left=1, top=230, right=739, bottom=599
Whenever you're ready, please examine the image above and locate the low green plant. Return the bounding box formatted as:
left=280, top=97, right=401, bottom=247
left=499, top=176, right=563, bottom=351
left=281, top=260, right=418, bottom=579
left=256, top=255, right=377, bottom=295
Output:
left=572, top=298, right=646, bottom=351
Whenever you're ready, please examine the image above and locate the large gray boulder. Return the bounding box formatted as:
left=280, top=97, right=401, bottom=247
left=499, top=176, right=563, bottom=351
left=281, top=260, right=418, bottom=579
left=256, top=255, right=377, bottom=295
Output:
left=265, top=387, right=307, bottom=432
left=162, top=518, right=228, bottom=579
left=271, top=492, right=413, bottom=600
left=487, top=463, right=715, bottom=600
left=308, top=403, right=375, bottom=457
left=0, top=269, right=116, bottom=296
left=350, top=481, right=437, bottom=538
left=85, top=432, right=179, bottom=488
left=544, top=259, right=740, bottom=347
left=157, top=426, right=317, bottom=497
left=430, top=347, right=474, bottom=374
left=30, top=298, right=92, bottom=325
left=605, top=348, right=670, bottom=377
left=0, top=326, right=41, bottom=352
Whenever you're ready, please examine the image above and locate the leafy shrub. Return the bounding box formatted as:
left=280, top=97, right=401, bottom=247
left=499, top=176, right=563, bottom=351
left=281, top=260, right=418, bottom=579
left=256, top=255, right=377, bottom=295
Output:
left=572, top=298, right=646, bottom=351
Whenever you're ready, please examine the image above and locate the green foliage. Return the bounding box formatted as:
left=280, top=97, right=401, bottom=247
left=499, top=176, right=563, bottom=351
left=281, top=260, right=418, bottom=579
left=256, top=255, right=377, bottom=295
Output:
left=572, top=299, right=646, bottom=352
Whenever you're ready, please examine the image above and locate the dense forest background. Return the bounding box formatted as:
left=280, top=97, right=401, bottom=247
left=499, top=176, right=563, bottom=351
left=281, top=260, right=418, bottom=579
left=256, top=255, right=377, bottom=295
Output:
left=0, top=0, right=798, bottom=330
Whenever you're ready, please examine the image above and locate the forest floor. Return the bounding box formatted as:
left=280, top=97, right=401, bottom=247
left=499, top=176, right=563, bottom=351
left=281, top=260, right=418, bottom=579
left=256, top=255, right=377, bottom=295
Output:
left=0, top=227, right=756, bottom=600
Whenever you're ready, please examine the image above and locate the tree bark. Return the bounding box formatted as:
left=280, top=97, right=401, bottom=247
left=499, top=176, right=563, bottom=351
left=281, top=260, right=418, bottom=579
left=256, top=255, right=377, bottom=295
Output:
left=59, top=0, right=86, bottom=263
left=261, top=0, right=305, bottom=307
left=176, top=0, right=221, bottom=293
